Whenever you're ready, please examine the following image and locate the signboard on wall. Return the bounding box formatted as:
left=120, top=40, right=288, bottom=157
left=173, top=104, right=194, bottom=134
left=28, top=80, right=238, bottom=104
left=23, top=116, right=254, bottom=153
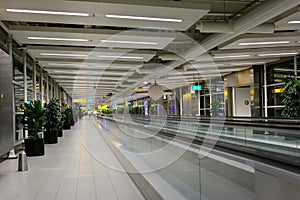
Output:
left=192, top=85, right=202, bottom=91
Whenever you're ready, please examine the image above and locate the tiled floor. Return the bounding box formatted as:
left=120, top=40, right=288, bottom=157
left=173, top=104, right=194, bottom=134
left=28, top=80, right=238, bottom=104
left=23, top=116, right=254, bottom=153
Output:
left=0, top=117, right=144, bottom=200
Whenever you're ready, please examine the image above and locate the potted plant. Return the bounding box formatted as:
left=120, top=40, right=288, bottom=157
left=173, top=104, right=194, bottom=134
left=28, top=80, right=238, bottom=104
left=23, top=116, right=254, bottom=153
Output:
left=70, top=107, right=75, bottom=126
left=63, top=107, right=72, bottom=130
left=44, top=98, right=61, bottom=144
left=210, top=101, right=222, bottom=117
left=281, top=78, right=300, bottom=118
left=58, top=117, right=63, bottom=137
left=23, top=100, right=46, bottom=156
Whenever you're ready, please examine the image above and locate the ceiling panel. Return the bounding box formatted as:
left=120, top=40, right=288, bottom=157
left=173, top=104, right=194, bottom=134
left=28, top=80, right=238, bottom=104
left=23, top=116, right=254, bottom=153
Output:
left=220, top=32, right=300, bottom=50
left=10, top=26, right=176, bottom=49
left=0, top=0, right=209, bottom=31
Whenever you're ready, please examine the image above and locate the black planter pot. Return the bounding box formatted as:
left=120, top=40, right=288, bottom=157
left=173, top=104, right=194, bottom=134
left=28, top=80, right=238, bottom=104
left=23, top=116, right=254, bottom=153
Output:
left=44, top=130, right=58, bottom=144
left=63, top=123, right=71, bottom=130
left=25, top=138, right=45, bottom=157
left=58, top=127, right=63, bottom=137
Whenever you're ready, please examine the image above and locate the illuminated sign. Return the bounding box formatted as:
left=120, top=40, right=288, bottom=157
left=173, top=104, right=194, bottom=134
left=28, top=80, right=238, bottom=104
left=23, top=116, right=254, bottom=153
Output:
left=192, top=85, right=202, bottom=91
left=87, top=98, right=93, bottom=103
left=73, top=99, right=86, bottom=103
left=127, top=101, right=132, bottom=106
left=273, top=88, right=285, bottom=93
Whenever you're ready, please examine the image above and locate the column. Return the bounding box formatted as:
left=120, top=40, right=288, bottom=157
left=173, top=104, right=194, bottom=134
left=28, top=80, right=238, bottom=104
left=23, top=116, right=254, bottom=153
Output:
left=294, top=55, right=298, bottom=79
left=40, top=66, right=44, bottom=106
left=263, top=64, right=268, bottom=118
left=51, top=79, right=54, bottom=99
left=197, top=82, right=200, bottom=116
left=8, top=34, right=16, bottom=148
left=46, top=75, right=49, bottom=103
left=179, top=87, right=183, bottom=116
left=23, top=49, right=27, bottom=103
left=209, top=79, right=212, bottom=116
left=33, top=60, right=37, bottom=100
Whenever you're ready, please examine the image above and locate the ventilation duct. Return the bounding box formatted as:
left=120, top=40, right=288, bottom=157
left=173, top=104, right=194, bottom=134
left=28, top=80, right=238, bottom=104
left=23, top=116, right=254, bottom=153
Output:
left=196, top=22, right=275, bottom=34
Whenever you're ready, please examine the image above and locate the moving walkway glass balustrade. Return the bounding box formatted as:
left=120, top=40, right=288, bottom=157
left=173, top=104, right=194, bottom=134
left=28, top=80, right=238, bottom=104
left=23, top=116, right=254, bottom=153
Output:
left=99, top=117, right=300, bottom=199
left=119, top=116, right=300, bottom=165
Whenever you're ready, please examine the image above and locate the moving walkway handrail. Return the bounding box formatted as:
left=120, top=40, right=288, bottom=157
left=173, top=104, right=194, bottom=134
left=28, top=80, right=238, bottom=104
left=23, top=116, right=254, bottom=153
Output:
left=112, top=114, right=300, bottom=136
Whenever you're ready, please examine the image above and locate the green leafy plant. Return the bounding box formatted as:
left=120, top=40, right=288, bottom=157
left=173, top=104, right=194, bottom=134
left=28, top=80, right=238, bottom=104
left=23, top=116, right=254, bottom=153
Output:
left=210, top=101, right=222, bottom=117
left=63, top=107, right=72, bottom=128
left=45, top=98, right=61, bottom=133
left=70, top=107, right=75, bottom=126
left=281, top=78, right=300, bottom=118
left=23, top=100, right=46, bottom=139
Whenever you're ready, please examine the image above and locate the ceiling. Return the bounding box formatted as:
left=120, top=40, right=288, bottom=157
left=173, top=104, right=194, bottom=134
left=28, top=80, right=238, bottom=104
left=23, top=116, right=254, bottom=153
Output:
left=0, top=0, right=300, bottom=103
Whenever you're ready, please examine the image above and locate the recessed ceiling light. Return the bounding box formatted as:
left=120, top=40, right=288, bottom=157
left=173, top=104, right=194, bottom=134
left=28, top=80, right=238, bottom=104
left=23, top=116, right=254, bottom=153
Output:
left=213, top=55, right=251, bottom=59
left=100, top=40, right=157, bottom=45
left=98, top=55, right=144, bottom=60
left=40, top=53, right=87, bottom=57
left=28, top=36, right=88, bottom=42
left=239, top=41, right=290, bottom=46
left=104, top=14, right=183, bottom=23
left=6, top=8, right=89, bottom=16
left=257, top=52, right=298, bottom=57
left=288, top=21, right=300, bottom=24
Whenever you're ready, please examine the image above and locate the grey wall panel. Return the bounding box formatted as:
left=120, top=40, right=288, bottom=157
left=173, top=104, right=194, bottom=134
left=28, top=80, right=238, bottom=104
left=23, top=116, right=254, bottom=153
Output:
left=0, top=49, right=13, bottom=156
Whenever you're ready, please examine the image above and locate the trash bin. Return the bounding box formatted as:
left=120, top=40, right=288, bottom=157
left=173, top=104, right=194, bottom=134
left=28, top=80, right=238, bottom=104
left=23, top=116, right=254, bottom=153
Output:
left=18, top=151, right=28, bottom=171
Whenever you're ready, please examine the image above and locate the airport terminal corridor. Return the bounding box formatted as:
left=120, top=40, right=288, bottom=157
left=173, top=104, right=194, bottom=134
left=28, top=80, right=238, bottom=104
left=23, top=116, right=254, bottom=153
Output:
left=0, top=117, right=144, bottom=200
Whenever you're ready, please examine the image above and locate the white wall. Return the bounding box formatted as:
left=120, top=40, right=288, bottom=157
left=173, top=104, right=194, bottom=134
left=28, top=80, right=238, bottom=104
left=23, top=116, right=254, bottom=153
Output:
left=234, top=87, right=251, bottom=117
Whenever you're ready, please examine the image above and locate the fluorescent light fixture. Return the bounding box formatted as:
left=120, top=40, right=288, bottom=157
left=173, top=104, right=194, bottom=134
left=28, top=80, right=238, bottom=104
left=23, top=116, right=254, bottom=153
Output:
left=239, top=41, right=290, bottom=46
left=6, top=8, right=89, bottom=16
left=40, top=53, right=86, bottom=57
left=98, top=55, right=144, bottom=60
left=143, top=81, right=148, bottom=84
left=47, top=63, right=88, bottom=67
left=257, top=52, right=298, bottom=57
left=230, top=62, right=265, bottom=66
left=105, top=14, right=183, bottom=23
left=100, top=40, right=157, bottom=45
left=288, top=21, right=300, bottom=24
left=28, top=36, right=88, bottom=42
left=213, top=55, right=251, bottom=59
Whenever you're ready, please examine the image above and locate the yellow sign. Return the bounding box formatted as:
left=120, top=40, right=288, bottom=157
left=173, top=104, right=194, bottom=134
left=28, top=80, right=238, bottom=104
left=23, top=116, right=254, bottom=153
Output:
left=273, top=88, right=285, bottom=93
left=73, top=99, right=86, bottom=103
left=98, top=104, right=107, bottom=110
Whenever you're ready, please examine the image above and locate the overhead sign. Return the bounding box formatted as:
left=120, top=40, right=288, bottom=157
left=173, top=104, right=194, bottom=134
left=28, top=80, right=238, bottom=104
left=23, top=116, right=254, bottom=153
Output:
left=192, top=85, right=202, bottom=91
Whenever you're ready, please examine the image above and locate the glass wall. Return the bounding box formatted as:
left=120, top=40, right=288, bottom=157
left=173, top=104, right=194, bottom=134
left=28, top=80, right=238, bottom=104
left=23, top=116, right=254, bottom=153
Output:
left=266, top=57, right=299, bottom=117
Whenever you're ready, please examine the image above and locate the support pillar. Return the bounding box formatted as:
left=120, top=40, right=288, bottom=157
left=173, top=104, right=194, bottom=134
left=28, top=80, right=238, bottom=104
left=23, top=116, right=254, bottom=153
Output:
left=23, top=49, right=27, bottom=103
left=46, top=75, right=49, bottom=103
left=294, top=55, right=298, bottom=79
left=263, top=64, right=268, bottom=118
left=7, top=34, right=18, bottom=159
left=33, top=61, right=37, bottom=100
left=40, top=66, right=44, bottom=107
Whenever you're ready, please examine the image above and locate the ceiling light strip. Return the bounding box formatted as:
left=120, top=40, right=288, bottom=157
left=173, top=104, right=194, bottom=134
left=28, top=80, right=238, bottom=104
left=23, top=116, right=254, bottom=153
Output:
left=28, top=36, right=88, bottom=42
left=98, top=55, right=144, bottom=60
left=104, top=14, right=183, bottom=23
left=238, top=41, right=290, bottom=46
left=213, top=55, right=251, bottom=59
left=47, top=63, right=88, bottom=67
left=100, top=40, right=157, bottom=45
left=41, top=53, right=87, bottom=57
left=288, top=21, right=300, bottom=24
left=257, top=52, right=298, bottom=57
left=6, top=8, right=89, bottom=16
